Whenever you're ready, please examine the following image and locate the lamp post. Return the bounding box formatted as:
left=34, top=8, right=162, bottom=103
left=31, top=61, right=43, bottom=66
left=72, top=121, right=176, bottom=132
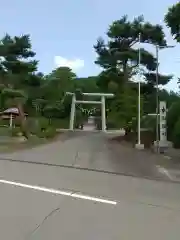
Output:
left=138, top=33, right=141, bottom=145
left=155, top=45, right=175, bottom=153
left=135, top=33, right=144, bottom=149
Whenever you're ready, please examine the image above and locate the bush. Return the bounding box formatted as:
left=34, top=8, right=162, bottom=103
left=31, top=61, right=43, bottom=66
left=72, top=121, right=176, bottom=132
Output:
left=0, top=118, right=9, bottom=127
left=106, top=120, right=117, bottom=130
left=141, top=115, right=157, bottom=134
left=26, top=117, right=39, bottom=135
left=26, top=117, right=49, bottom=135
left=38, top=117, right=49, bottom=131
left=50, top=118, right=69, bottom=129
left=172, top=117, right=180, bottom=148
left=36, top=130, right=45, bottom=138
left=44, top=127, right=56, bottom=138
left=36, top=126, right=56, bottom=139
left=167, top=101, right=180, bottom=140
left=27, top=117, right=67, bottom=137
left=0, top=126, right=11, bottom=136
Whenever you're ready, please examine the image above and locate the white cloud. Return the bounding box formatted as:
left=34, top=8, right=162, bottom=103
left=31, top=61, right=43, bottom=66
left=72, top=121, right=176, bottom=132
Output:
left=54, top=56, right=84, bottom=71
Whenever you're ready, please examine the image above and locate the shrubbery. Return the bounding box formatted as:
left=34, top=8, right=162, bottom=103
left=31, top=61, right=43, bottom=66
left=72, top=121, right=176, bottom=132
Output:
left=167, top=101, right=180, bottom=141
left=44, top=127, right=56, bottom=138
left=37, top=126, right=56, bottom=139
left=11, top=127, right=21, bottom=137
left=171, top=118, right=180, bottom=148
left=26, top=117, right=63, bottom=139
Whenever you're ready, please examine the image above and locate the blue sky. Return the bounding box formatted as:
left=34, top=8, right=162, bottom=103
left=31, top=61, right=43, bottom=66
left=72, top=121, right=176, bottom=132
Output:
left=0, top=0, right=179, bottom=91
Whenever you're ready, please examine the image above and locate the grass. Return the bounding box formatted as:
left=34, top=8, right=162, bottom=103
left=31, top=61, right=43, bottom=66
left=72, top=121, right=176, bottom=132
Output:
left=0, top=133, right=64, bottom=153
left=0, top=116, right=70, bottom=153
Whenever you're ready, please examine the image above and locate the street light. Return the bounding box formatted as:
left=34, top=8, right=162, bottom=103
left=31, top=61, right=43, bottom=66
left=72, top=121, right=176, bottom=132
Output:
left=136, top=33, right=143, bottom=148
left=155, top=44, right=175, bottom=153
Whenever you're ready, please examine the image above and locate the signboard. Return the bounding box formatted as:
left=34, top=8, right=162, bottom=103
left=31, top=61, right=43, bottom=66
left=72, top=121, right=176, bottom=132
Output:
left=159, top=101, right=167, bottom=142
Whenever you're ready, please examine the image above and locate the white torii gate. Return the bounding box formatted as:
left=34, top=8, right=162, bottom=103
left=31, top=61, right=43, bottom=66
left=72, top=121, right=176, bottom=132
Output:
left=66, top=92, right=114, bottom=132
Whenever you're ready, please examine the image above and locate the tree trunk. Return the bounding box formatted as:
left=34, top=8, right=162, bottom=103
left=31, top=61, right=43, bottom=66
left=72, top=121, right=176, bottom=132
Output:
left=17, top=102, right=29, bottom=139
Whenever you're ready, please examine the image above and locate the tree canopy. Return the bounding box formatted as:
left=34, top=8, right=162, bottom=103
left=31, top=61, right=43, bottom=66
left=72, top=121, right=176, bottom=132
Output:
left=94, top=15, right=171, bottom=90
left=165, top=2, right=180, bottom=42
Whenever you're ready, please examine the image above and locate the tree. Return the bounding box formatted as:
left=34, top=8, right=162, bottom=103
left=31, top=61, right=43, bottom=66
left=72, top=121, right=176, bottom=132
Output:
left=94, top=15, right=171, bottom=89
left=0, top=34, right=39, bottom=137
left=42, top=67, right=77, bottom=119
left=24, top=72, right=45, bottom=116
left=165, top=2, right=180, bottom=42
left=167, top=100, right=180, bottom=140
left=172, top=117, right=180, bottom=148
left=108, top=86, right=143, bottom=129
left=43, top=67, right=76, bottom=100
left=94, top=15, right=172, bottom=127
left=75, top=76, right=99, bottom=93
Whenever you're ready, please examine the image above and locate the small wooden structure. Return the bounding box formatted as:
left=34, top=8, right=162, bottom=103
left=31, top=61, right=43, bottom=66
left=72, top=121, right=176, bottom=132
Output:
left=0, top=108, right=28, bottom=127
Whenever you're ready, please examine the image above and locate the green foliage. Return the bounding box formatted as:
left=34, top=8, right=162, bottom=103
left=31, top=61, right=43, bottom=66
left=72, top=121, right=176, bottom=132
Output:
left=44, top=67, right=75, bottom=101
left=11, top=127, right=21, bottom=137
left=74, top=109, right=84, bottom=128
left=141, top=115, right=156, bottom=134
left=167, top=100, right=180, bottom=140
left=144, top=73, right=172, bottom=87
left=43, top=104, right=62, bottom=118
left=165, top=2, right=180, bottom=42
left=106, top=119, right=119, bottom=130
left=2, top=88, right=25, bottom=98
left=0, top=126, right=11, bottom=136
left=93, top=14, right=173, bottom=129
left=38, top=117, right=49, bottom=131
left=44, top=127, right=56, bottom=138
left=0, top=34, right=41, bottom=138
left=36, top=126, right=56, bottom=139
left=75, top=88, right=83, bottom=100
left=172, top=118, right=180, bottom=148
left=94, top=15, right=169, bottom=89
left=0, top=10, right=179, bottom=142
left=108, top=86, right=142, bottom=128
left=75, top=76, right=99, bottom=93
left=36, top=130, right=46, bottom=138
left=28, top=117, right=57, bottom=139
left=50, top=118, right=69, bottom=129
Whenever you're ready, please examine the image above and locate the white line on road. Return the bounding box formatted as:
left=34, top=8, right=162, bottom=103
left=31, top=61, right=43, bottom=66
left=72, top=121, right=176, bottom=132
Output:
left=0, top=179, right=117, bottom=205
left=156, top=165, right=174, bottom=181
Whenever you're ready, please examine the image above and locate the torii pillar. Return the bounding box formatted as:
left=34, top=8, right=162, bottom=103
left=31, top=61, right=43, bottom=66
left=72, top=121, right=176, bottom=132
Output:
left=67, top=92, right=114, bottom=132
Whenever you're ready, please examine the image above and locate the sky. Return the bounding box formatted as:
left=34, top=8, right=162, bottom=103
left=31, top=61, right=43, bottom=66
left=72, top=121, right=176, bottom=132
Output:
left=0, top=0, right=180, bottom=91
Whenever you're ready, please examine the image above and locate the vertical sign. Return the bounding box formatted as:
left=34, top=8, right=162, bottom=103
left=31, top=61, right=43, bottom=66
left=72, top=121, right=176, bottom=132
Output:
left=159, top=101, right=167, bottom=142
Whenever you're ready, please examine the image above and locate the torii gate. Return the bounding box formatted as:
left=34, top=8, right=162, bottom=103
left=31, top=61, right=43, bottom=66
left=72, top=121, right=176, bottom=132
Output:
left=66, top=92, right=114, bottom=132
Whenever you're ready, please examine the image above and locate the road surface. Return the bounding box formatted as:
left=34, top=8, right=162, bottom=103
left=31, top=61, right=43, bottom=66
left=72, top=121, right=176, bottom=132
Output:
left=0, top=132, right=180, bottom=239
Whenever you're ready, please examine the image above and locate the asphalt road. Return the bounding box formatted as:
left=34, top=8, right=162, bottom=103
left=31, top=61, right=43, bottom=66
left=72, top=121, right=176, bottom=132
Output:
left=0, top=132, right=180, bottom=239
left=0, top=132, right=172, bottom=180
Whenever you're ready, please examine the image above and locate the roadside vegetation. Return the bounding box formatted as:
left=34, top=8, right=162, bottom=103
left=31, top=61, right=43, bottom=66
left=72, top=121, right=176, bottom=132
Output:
left=0, top=2, right=180, bottom=150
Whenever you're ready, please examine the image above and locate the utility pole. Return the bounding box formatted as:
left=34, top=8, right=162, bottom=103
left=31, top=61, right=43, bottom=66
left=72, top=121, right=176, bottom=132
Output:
left=135, top=33, right=144, bottom=150
left=155, top=45, right=159, bottom=153
left=138, top=33, right=141, bottom=145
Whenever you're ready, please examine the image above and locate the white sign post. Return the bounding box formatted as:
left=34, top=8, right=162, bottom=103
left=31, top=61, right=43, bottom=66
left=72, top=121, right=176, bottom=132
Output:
left=159, top=101, right=167, bottom=146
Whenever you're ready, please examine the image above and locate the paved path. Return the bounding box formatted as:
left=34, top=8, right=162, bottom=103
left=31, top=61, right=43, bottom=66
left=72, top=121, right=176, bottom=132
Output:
left=0, top=131, right=175, bottom=181
left=0, top=132, right=180, bottom=239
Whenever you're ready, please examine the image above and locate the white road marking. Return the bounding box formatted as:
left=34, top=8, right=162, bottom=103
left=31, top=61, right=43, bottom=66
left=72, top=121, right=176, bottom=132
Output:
left=0, top=179, right=117, bottom=205
left=156, top=165, right=174, bottom=180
